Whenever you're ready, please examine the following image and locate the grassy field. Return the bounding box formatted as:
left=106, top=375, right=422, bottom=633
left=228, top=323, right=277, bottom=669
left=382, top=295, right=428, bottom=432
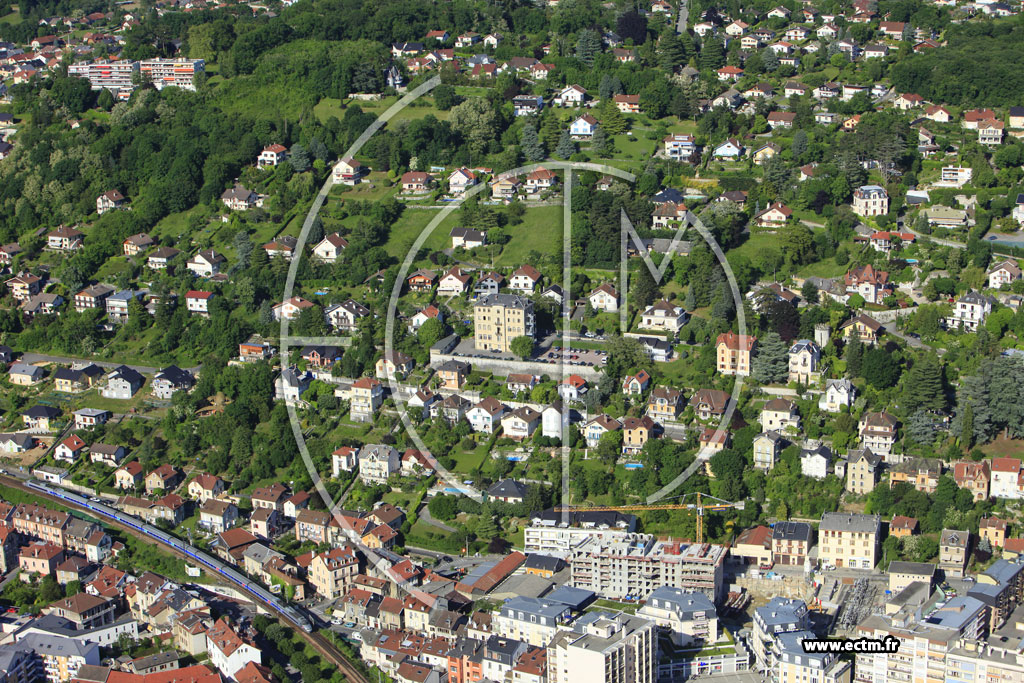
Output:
left=0, top=10, right=20, bottom=24
left=494, top=206, right=563, bottom=266
left=315, top=97, right=451, bottom=126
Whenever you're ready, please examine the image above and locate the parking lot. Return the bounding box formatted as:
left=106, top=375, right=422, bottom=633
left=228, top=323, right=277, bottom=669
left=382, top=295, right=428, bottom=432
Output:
left=536, top=347, right=607, bottom=368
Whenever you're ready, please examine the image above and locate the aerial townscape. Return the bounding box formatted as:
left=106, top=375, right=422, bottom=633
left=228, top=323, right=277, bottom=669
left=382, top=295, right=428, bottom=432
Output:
left=1, top=0, right=1024, bottom=682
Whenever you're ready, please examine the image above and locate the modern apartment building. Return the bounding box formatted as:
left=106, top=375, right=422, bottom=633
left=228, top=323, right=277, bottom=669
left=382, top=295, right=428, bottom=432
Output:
left=523, top=509, right=638, bottom=553
left=138, top=58, right=205, bottom=90
left=547, top=612, right=655, bottom=683
left=473, top=294, right=535, bottom=353
left=68, top=60, right=138, bottom=99
left=569, top=536, right=726, bottom=601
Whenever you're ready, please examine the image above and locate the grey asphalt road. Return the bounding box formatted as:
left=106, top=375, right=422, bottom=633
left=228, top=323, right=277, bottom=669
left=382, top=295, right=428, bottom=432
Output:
left=18, top=353, right=201, bottom=374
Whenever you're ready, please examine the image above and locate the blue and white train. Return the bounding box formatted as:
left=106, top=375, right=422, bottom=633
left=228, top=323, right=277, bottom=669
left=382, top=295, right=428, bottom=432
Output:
left=24, top=480, right=312, bottom=632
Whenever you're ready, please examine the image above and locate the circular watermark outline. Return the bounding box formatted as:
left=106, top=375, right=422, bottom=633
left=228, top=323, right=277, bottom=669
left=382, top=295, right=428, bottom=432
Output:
left=279, top=79, right=746, bottom=591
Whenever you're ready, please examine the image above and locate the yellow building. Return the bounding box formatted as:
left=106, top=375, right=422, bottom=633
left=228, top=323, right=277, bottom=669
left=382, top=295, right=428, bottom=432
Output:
left=473, top=293, right=535, bottom=353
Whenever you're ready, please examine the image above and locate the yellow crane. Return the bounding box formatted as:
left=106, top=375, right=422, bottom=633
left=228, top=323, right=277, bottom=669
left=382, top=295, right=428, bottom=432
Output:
left=555, top=492, right=744, bottom=544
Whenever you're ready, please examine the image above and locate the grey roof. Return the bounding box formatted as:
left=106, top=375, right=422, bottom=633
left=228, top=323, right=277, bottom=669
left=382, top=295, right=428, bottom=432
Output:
left=154, top=365, right=194, bottom=386
left=18, top=632, right=99, bottom=660
left=9, top=363, right=42, bottom=377
left=819, top=512, right=880, bottom=533
left=776, top=630, right=831, bottom=665
left=888, top=561, right=937, bottom=577
left=941, top=529, right=969, bottom=548
left=475, top=293, right=532, bottom=309
left=755, top=597, right=808, bottom=629
left=772, top=521, right=812, bottom=543
left=499, top=596, right=569, bottom=622
left=23, top=405, right=60, bottom=419
left=644, top=586, right=716, bottom=620
left=523, top=554, right=564, bottom=573
left=544, top=585, right=593, bottom=610
left=108, top=365, right=144, bottom=385
left=486, top=479, right=528, bottom=500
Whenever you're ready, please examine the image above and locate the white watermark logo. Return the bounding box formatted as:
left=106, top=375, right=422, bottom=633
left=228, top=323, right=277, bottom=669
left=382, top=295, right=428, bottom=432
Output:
left=279, top=77, right=745, bottom=590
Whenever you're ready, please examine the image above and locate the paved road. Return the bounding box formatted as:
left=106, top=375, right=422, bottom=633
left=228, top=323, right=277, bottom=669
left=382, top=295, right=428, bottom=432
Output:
left=676, top=0, right=689, bottom=33
left=418, top=505, right=457, bottom=533
left=18, top=353, right=200, bottom=374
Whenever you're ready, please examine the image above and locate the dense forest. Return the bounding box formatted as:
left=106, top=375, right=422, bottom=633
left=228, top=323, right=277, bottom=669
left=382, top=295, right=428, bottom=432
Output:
left=892, top=20, right=1024, bottom=107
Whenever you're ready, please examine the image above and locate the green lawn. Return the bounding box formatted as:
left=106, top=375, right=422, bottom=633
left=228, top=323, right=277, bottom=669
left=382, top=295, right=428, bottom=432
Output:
left=0, top=10, right=21, bottom=24
left=493, top=206, right=563, bottom=266
left=314, top=96, right=451, bottom=126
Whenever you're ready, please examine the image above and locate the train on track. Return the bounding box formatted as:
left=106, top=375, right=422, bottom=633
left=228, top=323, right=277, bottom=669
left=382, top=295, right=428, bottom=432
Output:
left=24, top=480, right=312, bottom=633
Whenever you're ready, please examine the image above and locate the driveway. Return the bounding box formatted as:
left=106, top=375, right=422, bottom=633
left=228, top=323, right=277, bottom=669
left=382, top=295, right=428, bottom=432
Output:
left=418, top=505, right=457, bottom=533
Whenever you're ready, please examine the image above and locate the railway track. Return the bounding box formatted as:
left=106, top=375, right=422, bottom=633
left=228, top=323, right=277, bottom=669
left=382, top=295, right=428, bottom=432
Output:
left=0, top=475, right=369, bottom=683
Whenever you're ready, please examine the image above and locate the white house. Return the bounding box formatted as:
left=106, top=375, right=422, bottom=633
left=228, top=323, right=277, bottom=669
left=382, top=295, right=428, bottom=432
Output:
left=467, top=398, right=506, bottom=434
left=569, top=114, right=598, bottom=139
left=988, top=260, right=1022, bottom=289
left=640, top=300, right=687, bottom=333
left=186, top=250, right=225, bottom=278
left=800, top=443, right=832, bottom=480
left=206, top=618, right=261, bottom=678
left=788, top=340, right=820, bottom=384
left=313, top=234, right=348, bottom=263
left=713, top=138, right=744, bottom=159
left=448, top=167, right=478, bottom=195
left=819, top=379, right=855, bottom=412
left=332, top=158, right=364, bottom=185
left=588, top=284, right=619, bottom=312
left=946, top=291, right=995, bottom=332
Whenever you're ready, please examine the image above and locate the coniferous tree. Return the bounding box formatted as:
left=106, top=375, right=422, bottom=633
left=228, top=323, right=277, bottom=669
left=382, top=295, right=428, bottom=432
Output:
left=903, top=354, right=945, bottom=413
left=521, top=121, right=545, bottom=162
left=659, top=34, right=687, bottom=71
left=699, top=36, right=725, bottom=70
left=846, top=338, right=864, bottom=377
left=555, top=130, right=576, bottom=159
left=591, top=125, right=611, bottom=157
left=752, top=332, right=789, bottom=384
left=576, top=29, right=602, bottom=66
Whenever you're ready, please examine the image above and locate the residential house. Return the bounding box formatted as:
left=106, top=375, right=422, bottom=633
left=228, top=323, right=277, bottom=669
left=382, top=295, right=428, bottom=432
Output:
left=612, top=94, right=640, bottom=114
left=448, top=168, right=478, bottom=195
left=753, top=431, right=785, bottom=471
left=96, top=190, right=126, bottom=214
left=100, top=365, right=144, bottom=399
left=859, top=412, right=899, bottom=460
left=375, top=351, right=414, bottom=380
left=640, top=300, right=687, bottom=333
left=760, top=399, right=800, bottom=433
left=90, top=444, right=127, bottom=467
left=221, top=185, right=260, bottom=211
left=145, top=464, right=182, bottom=494
left=47, top=226, right=84, bottom=251
left=852, top=185, right=889, bottom=217
left=185, top=290, right=213, bottom=316
left=8, top=363, right=43, bottom=386
left=647, top=387, right=683, bottom=422
left=257, top=144, right=287, bottom=167
left=438, top=266, right=473, bottom=296
left=271, top=296, right=313, bottom=321
left=846, top=448, right=881, bottom=495
left=583, top=414, right=620, bottom=448
left=151, top=365, right=194, bottom=400
left=946, top=291, right=996, bottom=332
left=358, top=445, right=401, bottom=484
left=621, top=415, right=656, bottom=455
left=787, top=340, right=820, bottom=384
left=840, top=314, right=883, bottom=345
left=689, top=389, right=730, bottom=421
left=326, top=299, right=370, bottom=331
left=588, top=284, right=618, bottom=313
left=186, top=250, right=225, bottom=278
left=939, top=529, right=970, bottom=578
left=622, top=370, right=651, bottom=395
left=953, top=460, right=991, bottom=501
left=988, top=260, right=1023, bottom=289
left=348, top=377, right=384, bottom=422
left=436, top=360, right=469, bottom=389
left=716, top=332, right=756, bottom=376
left=332, top=158, right=364, bottom=185
left=817, top=512, right=881, bottom=570
left=754, top=203, right=792, bottom=228
left=501, top=407, right=541, bottom=441
left=147, top=246, right=181, bottom=269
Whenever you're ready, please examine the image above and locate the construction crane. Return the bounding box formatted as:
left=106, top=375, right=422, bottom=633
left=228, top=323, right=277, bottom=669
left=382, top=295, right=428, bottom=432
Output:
left=555, top=492, right=744, bottom=544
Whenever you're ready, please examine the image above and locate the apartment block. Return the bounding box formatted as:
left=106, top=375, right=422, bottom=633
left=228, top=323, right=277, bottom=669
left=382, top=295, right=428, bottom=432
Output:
left=473, top=294, right=535, bottom=353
